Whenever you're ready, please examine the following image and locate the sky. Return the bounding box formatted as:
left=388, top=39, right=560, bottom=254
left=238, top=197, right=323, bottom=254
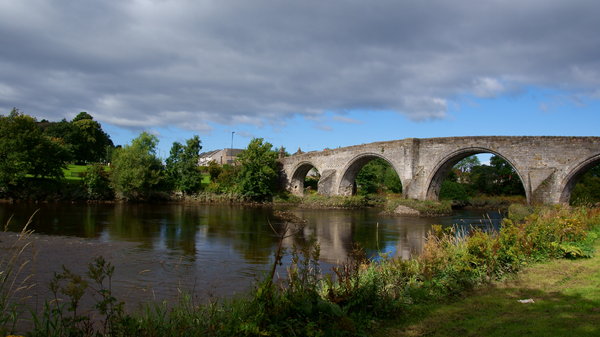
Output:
left=1, top=0, right=599, bottom=159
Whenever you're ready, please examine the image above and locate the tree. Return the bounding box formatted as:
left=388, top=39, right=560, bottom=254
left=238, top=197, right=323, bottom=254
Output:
left=570, top=165, right=600, bottom=205
left=489, top=155, right=524, bottom=195
left=110, top=132, right=163, bottom=200
left=82, top=164, right=113, bottom=200
left=41, top=112, right=114, bottom=164
left=355, top=158, right=402, bottom=195
left=0, top=109, right=68, bottom=192
left=165, top=135, right=203, bottom=194
left=356, top=162, right=379, bottom=195
left=454, top=155, right=481, bottom=183
left=236, top=138, right=279, bottom=201
left=469, top=155, right=524, bottom=195
left=70, top=112, right=114, bottom=164
left=455, top=155, right=481, bottom=173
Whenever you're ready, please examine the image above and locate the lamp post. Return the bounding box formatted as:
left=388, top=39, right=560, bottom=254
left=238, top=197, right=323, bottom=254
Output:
left=230, top=131, right=235, bottom=163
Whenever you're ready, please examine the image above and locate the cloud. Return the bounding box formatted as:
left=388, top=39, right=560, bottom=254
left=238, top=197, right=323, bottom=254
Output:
left=315, top=124, right=333, bottom=132
left=1, top=0, right=599, bottom=130
left=472, top=77, right=506, bottom=98
left=234, top=131, right=253, bottom=139
left=332, top=115, right=363, bottom=124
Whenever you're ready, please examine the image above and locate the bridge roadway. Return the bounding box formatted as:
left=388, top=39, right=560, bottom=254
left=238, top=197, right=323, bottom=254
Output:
left=279, top=136, right=600, bottom=205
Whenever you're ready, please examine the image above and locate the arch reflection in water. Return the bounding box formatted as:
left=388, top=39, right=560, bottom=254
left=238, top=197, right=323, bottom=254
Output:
left=0, top=203, right=498, bottom=304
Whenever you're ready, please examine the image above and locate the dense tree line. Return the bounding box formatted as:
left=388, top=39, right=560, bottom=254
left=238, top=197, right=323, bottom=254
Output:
left=0, top=109, right=280, bottom=201
left=39, top=111, right=114, bottom=164
left=355, top=158, right=402, bottom=195
left=439, top=155, right=526, bottom=201
left=0, top=109, right=69, bottom=191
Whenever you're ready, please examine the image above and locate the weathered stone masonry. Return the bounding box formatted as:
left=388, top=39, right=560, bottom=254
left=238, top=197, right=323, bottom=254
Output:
left=279, top=136, right=600, bottom=204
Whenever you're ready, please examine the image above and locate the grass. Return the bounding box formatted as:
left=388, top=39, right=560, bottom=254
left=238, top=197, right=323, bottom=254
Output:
left=466, top=194, right=527, bottom=209
left=61, top=164, right=112, bottom=181
left=201, top=173, right=211, bottom=185
left=384, top=197, right=453, bottom=216
left=0, top=213, right=36, bottom=336
left=379, top=227, right=600, bottom=337
left=62, top=164, right=90, bottom=180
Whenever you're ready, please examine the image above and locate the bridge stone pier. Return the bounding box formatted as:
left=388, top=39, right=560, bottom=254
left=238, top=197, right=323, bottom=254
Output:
left=279, top=136, right=600, bottom=205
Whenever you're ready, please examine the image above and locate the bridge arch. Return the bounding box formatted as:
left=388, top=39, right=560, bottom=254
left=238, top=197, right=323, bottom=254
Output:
left=289, top=161, right=320, bottom=196
left=337, top=153, right=402, bottom=196
left=559, top=154, right=600, bottom=203
left=425, top=147, right=529, bottom=202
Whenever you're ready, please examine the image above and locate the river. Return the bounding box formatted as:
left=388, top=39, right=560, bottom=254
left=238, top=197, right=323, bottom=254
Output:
left=0, top=202, right=501, bottom=310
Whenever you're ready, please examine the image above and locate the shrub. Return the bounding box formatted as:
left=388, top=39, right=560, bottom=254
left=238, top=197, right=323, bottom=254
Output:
left=82, top=164, right=113, bottom=200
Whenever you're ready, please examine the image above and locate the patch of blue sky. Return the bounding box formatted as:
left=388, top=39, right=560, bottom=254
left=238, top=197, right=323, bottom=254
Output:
left=102, top=86, right=599, bottom=161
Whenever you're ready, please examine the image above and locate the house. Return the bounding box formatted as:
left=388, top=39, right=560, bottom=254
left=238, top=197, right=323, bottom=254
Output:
left=198, top=148, right=243, bottom=166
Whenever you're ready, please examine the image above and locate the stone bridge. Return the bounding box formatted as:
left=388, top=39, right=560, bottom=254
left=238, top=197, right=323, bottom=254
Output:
left=279, top=136, right=600, bottom=204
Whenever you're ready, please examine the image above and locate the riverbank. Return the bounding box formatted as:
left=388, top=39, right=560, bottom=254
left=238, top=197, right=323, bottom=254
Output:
left=2, top=204, right=596, bottom=336
left=379, top=234, right=600, bottom=336
left=2, top=182, right=526, bottom=219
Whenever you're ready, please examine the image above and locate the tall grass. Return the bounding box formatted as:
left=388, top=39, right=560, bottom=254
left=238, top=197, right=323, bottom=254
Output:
left=0, top=211, right=36, bottom=336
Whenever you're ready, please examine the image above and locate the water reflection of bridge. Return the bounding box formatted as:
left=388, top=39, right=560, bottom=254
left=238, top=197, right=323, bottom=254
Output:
left=284, top=209, right=431, bottom=263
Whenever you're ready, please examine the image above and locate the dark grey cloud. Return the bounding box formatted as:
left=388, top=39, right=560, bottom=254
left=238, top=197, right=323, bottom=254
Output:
left=1, top=0, right=599, bottom=130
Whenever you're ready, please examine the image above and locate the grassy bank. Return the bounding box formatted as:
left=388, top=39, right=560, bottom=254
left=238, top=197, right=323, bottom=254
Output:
left=380, top=228, right=600, bottom=336
left=273, top=193, right=452, bottom=214
left=462, top=194, right=527, bottom=210
left=384, top=197, right=452, bottom=216
left=275, top=193, right=378, bottom=208
left=2, top=205, right=599, bottom=336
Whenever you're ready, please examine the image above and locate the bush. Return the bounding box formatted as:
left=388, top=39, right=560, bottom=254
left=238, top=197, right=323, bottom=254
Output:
left=82, top=164, right=113, bottom=200
left=439, top=180, right=471, bottom=201
left=236, top=138, right=279, bottom=201
left=110, top=132, right=164, bottom=200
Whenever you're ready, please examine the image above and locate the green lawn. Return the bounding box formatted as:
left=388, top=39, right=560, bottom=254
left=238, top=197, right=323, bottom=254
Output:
left=380, top=238, right=600, bottom=337
left=201, top=173, right=211, bottom=185
left=63, top=165, right=209, bottom=183
left=62, top=164, right=90, bottom=180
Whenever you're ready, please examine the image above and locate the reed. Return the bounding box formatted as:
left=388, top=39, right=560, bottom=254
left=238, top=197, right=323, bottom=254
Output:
left=0, top=211, right=37, bottom=335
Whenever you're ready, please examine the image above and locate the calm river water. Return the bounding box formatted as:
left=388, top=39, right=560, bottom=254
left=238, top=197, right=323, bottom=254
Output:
left=0, top=202, right=501, bottom=309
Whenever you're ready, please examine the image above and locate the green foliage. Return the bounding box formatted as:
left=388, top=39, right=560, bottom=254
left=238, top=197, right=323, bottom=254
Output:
left=31, top=257, right=126, bottom=337
left=439, top=180, right=471, bottom=201
left=41, top=112, right=114, bottom=164
left=110, top=132, right=164, bottom=200
left=82, top=164, right=113, bottom=200
left=439, top=155, right=526, bottom=203
left=70, top=114, right=114, bottom=164
left=236, top=138, right=279, bottom=201
left=355, top=158, right=402, bottom=195
left=507, top=203, right=534, bottom=222
left=570, top=165, right=600, bottom=205
left=0, top=109, right=68, bottom=194
left=385, top=197, right=453, bottom=215
left=205, top=164, right=241, bottom=194
left=207, top=160, right=223, bottom=181
left=356, top=161, right=379, bottom=195
left=470, top=156, right=525, bottom=196
left=455, top=155, right=481, bottom=174
left=296, top=194, right=374, bottom=208
left=165, top=135, right=203, bottom=194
